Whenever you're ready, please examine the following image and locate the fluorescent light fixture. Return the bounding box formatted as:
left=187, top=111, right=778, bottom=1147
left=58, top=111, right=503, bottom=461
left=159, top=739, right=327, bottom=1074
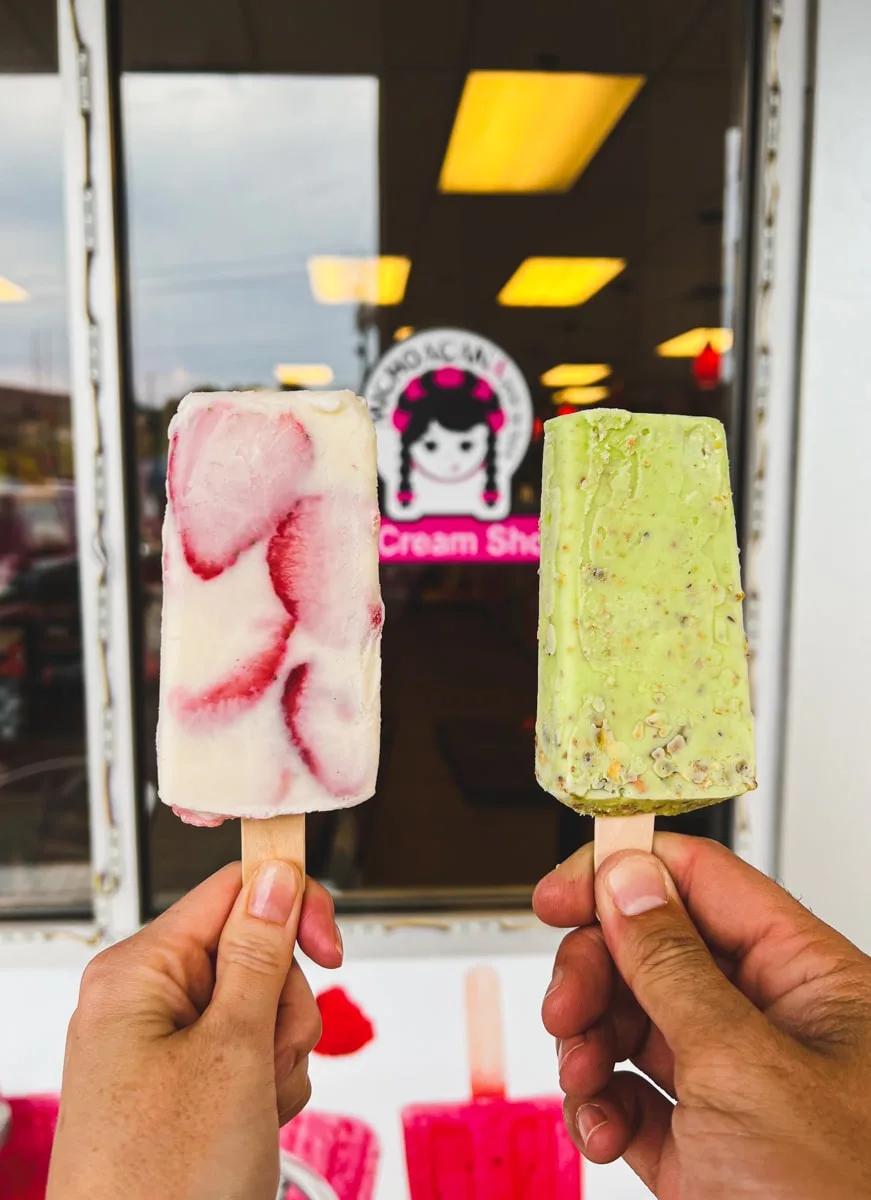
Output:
left=274, top=363, right=334, bottom=388
left=0, top=276, right=29, bottom=303
left=656, top=327, right=734, bottom=358
left=439, top=70, right=645, bottom=194
left=394, top=325, right=415, bottom=342
left=541, top=363, right=611, bottom=388
left=307, top=256, right=410, bottom=306
left=553, top=386, right=610, bottom=406
left=498, top=257, right=625, bottom=307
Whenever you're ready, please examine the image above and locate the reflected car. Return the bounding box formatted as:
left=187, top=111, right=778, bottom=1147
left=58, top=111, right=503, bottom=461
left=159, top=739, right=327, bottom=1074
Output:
left=0, top=482, right=82, bottom=740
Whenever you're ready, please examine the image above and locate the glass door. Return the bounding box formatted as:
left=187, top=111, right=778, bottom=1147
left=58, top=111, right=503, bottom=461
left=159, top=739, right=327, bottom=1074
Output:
left=118, top=0, right=755, bottom=912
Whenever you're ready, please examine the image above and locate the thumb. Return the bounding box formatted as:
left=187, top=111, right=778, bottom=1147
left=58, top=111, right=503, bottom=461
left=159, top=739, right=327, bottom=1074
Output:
left=210, top=860, right=303, bottom=1045
left=595, top=850, right=762, bottom=1059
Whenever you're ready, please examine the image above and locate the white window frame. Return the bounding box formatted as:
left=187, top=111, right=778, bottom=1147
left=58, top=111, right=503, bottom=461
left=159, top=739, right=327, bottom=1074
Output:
left=0, top=0, right=808, bottom=959
left=0, top=0, right=140, bottom=951
left=732, top=0, right=813, bottom=878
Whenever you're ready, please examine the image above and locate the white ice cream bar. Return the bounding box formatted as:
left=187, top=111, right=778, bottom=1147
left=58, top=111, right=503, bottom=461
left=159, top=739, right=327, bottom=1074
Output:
left=157, top=390, right=383, bottom=826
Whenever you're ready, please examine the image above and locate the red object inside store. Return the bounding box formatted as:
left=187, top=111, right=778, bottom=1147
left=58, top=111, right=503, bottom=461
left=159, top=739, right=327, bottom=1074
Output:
left=693, top=341, right=721, bottom=390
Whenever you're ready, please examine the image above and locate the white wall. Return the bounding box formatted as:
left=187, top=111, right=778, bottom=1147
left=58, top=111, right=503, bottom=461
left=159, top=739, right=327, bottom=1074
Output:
left=781, top=0, right=871, bottom=950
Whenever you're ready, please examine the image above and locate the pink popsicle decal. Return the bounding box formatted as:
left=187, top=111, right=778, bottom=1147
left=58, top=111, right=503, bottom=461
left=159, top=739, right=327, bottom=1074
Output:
left=466, top=967, right=506, bottom=1101
left=402, top=967, right=582, bottom=1199
left=280, top=1110, right=379, bottom=1200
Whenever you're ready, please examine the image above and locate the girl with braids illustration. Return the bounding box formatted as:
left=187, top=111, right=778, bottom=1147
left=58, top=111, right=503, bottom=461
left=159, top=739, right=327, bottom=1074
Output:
left=390, top=366, right=506, bottom=516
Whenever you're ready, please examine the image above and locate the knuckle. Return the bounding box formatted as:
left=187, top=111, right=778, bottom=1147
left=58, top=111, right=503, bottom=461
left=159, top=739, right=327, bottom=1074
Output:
left=679, top=1025, right=782, bottom=1111
left=559, top=923, right=605, bottom=963
left=278, top=1066, right=312, bottom=1127
left=299, top=1003, right=323, bottom=1057
left=79, top=947, right=121, bottom=1007
left=632, top=924, right=705, bottom=990
left=278, top=1005, right=322, bottom=1075
left=222, top=929, right=287, bottom=978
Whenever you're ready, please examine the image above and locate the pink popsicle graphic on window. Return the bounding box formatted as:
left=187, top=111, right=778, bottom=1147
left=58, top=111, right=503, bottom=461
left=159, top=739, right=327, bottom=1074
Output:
left=402, top=967, right=582, bottom=1199
left=279, top=1110, right=379, bottom=1200
left=157, top=390, right=383, bottom=826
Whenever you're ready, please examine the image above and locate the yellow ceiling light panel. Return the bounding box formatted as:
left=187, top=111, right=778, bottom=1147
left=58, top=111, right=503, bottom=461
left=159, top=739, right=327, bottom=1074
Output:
left=394, top=325, right=415, bottom=342
left=498, top=257, right=625, bottom=307
left=656, top=327, right=734, bottom=358
left=541, top=363, right=611, bottom=388
left=0, top=276, right=29, bottom=303
left=274, top=363, right=334, bottom=387
left=553, top=385, right=610, bottom=406
left=439, top=70, right=645, bottom=194
left=307, top=256, right=411, bottom=306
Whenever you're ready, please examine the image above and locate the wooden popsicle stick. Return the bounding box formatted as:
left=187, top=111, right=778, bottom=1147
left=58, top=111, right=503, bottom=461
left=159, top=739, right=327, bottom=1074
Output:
left=594, top=814, right=655, bottom=872
left=465, top=965, right=506, bottom=1100
left=241, top=813, right=306, bottom=885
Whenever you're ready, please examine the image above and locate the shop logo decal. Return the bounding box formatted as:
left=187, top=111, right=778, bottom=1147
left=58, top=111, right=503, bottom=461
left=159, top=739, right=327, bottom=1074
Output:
left=366, top=329, right=533, bottom=523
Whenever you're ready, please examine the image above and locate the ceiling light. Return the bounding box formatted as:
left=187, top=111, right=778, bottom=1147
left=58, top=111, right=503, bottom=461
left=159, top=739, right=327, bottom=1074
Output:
left=307, top=256, right=410, bottom=306
left=541, top=363, right=611, bottom=388
left=656, top=327, right=734, bottom=358
left=552, top=386, right=610, bottom=406
left=0, top=276, right=29, bottom=303
left=394, top=325, right=415, bottom=342
left=439, top=71, right=645, bottom=194
left=498, top=257, right=625, bottom=307
left=273, top=364, right=334, bottom=388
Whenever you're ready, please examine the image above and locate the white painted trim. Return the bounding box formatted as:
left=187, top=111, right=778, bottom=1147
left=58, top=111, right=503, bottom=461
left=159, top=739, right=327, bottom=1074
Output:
left=57, top=0, right=141, bottom=939
left=335, top=913, right=563, bottom=961
left=732, top=0, right=810, bottom=877
left=780, top=0, right=871, bottom=951
left=0, top=909, right=559, bottom=968
left=0, top=927, right=99, bottom=959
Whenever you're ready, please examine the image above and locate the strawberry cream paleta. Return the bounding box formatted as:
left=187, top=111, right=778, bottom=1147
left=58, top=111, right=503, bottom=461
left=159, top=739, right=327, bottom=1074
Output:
left=157, top=390, right=383, bottom=876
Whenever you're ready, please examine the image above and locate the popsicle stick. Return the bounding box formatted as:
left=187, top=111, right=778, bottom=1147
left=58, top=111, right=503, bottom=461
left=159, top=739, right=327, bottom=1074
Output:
left=594, top=814, right=655, bottom=872
left=241, top=813, right=306, bottom=885
left=465, top=966, right=506, bottom=1100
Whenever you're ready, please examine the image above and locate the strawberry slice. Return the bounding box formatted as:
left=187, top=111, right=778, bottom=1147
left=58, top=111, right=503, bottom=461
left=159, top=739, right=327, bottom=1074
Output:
left=267, top=496, right=381, bottom=648
left=282, top=662, right=373, bottom=797
left=170, top=619, right=293, bottom=729
left=169, top=401, right=312, bottom=580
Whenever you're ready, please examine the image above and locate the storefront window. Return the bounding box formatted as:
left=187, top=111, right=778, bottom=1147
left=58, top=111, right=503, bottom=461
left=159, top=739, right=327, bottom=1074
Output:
left=0, top=70, right=90, bottom=916
left=122, top=0, right=748, bottom=912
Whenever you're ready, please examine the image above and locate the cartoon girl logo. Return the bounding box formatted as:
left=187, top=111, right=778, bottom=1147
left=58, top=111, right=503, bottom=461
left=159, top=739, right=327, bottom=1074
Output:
left=393, top=366, right=504, bottom=507
left=367, top=329, right=533, bottom=522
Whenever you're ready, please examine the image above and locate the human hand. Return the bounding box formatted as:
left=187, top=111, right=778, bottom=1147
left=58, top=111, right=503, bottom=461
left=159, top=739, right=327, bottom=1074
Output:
left=533, top=834, right=871, bottom=1199
left=47, top=861, right=342, bottom=1200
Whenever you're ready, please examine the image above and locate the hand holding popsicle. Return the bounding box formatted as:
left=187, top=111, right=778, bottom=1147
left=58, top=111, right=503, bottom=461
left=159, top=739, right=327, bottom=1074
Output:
left=534, top=835, right=871, bottom=1199
left=47, top=863, right=342, bottom=1200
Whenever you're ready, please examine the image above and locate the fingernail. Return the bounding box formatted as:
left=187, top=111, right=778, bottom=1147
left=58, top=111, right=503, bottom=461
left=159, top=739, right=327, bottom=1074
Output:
left=558, top=1037, right=584, bottom=1069
left=545, top=966, right=564, bottom=999
left=577, top=1103, right=608, bottom=1146
left=604, top=854, right=668, bottom=917
left=248, top=860, right=300, bottom=925
left=334, top=924, right=344, bottom=960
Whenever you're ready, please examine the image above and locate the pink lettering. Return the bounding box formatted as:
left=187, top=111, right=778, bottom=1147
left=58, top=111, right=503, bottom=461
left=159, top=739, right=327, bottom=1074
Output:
left=378, top=518, right=538, bottom=563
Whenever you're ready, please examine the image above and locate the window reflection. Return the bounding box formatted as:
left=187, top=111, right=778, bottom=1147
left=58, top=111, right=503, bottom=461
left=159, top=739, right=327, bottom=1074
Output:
left=0, top=74, right=89, bottom=916
left=122, top=73, right=381, bottom=909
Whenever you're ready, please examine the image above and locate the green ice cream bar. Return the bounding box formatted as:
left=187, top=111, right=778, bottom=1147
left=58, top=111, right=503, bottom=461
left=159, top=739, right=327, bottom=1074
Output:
left=536, top=408, right=756, bottom=817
